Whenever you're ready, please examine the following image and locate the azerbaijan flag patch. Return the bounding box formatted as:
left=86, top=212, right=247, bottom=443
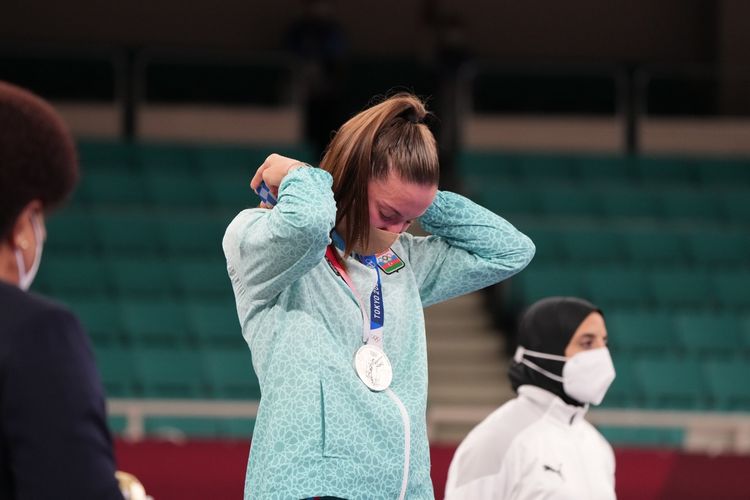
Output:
left=376, top=249, right=405, bottom=274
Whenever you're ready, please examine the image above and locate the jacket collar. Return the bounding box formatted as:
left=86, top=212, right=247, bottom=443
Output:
left=518, top=385, right=588, bottom=426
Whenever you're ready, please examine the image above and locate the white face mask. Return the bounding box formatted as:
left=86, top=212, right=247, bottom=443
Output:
left=14, top=213, right=44, bottom=291
left=514, top=346, right=616, bottom=405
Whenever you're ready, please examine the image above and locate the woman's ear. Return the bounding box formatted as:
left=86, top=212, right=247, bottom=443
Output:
left=10, top=200, right=44, bottom=251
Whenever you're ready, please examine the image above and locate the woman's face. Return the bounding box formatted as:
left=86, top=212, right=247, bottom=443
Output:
left=367, top=171, right=438, bottom=234
left=564, top=311, right=608, bottom=358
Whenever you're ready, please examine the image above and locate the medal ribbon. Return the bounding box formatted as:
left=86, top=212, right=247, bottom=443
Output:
left=325, top=244, right=385, bottom=349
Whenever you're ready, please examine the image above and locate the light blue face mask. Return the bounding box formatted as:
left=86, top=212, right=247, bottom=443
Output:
left=14, top=213, right=44, bottom=291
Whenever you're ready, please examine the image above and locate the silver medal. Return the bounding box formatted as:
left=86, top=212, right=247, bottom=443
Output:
left=354, top=344, right=393, bottom=392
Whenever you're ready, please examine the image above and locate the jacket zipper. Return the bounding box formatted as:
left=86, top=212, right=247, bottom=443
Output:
left=386, top=388, right=411, bottom=500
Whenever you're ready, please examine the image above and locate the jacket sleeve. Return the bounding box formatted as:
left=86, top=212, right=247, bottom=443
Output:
left=403, top=190, right=535, bottom=308
left=2, top=308, right=123, bottom=499
left=222, top=167, right=336, bottom=306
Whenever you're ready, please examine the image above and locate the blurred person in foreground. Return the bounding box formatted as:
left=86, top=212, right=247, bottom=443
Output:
left=0, top=81, right=123, bottom=499
left=223, top=93, right=535, bottom=499
left=445, top=297, right=616, bottom=499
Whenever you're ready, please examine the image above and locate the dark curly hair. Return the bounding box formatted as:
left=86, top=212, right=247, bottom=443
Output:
left=0, top=81, right=78, bottom=240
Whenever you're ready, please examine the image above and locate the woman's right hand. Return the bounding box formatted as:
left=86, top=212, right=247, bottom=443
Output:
left=250, top=154, right=305, bottom=207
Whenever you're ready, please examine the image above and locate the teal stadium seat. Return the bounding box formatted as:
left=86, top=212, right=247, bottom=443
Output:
left=601, top=357, right=641, bottom=408
left=704, top=359, right=750, bottom=410
left=173, top=258, right=233, bottom=299
left=522, top=228, right=563, bottom=264
left=159, top=215, right=228, bottom=256
left=34, top=254, right=109, bottom=296
left=674, top=312, right=742, bottom=358
left=94, top=346, right=136, bottom=397
left=696, top=158, right=750, bottom=185
left=79, top=168, right=149, bottom=206
left=597, top=426, right=684, bottom=448
left=66, top=296, right=124, bottom=346
left=721, top=191, right=750, bottom=224
left=661, top=190, right=723, bottom=221
left=585, top=267, right=650, bottom=308
left=186, top=299, right=243, bottom=347
left=205, top=175, right=257, bottom=210
left=222, top=418, right=256, bottom=438
left=599, top=188, right=661, bottom=219
left=516, top=155, right=576, bottom=182
left=516, top=265, right=587, bottom=304
left=78, top=140, right=137, bottom=170
left=537, top=186, right=598, bottom=218
left=120, top=299, right=192, bottom=347
left=134, top=348, right=206, bottom=398
left=94, top=212, right=163, bottom=255
left=634, top=157, right=697, bottom=185
left=203, top=349, right=261, bottom=399
left=44, top=210, right=97, bottom=254
left=622, top=229, right=688, bottom=266
left=144, top=171, right=209, bottom=207
left=648, top=269, right=713, bottom=308
left=145, top=417, right=221, bottom=438
left=136, top=143, right=197, bottom=171
left=107, top=256, right=177, bottom=297
left=559, top=229, right=626, bottom=264
left=687, top=231, right=749, bottom=267
left=634, top=356, right=709, bottom=409
left=573, top=155, right=633, bottom=184
left=475, top=186, right=539, bottom=216
left=606, top=310, right=677, bottom=355
left=713, top=271, right=750, bottom=309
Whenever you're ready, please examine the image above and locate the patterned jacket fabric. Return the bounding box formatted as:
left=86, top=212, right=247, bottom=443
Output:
left=223, top=166, right=535, bottom=499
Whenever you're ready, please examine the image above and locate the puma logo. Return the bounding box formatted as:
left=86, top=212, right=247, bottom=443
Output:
left=543, top=463, right=564, bottom=479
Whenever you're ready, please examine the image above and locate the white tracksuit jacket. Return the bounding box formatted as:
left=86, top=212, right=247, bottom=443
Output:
left=445, top=385, right=616, bottom=500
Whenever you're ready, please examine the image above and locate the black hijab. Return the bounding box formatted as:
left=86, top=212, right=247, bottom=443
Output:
left=508, top=296, right=602, bottom=407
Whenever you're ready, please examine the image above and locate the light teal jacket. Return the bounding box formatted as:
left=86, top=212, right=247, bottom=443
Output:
left=223, top=166, right=535, bottom=500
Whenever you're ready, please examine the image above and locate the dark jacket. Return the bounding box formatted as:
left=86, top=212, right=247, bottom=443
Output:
left=0, top=281, right=122, bottom=499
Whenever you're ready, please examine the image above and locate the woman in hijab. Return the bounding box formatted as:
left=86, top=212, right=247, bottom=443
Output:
left=445, top=296, right=617, bottom=500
